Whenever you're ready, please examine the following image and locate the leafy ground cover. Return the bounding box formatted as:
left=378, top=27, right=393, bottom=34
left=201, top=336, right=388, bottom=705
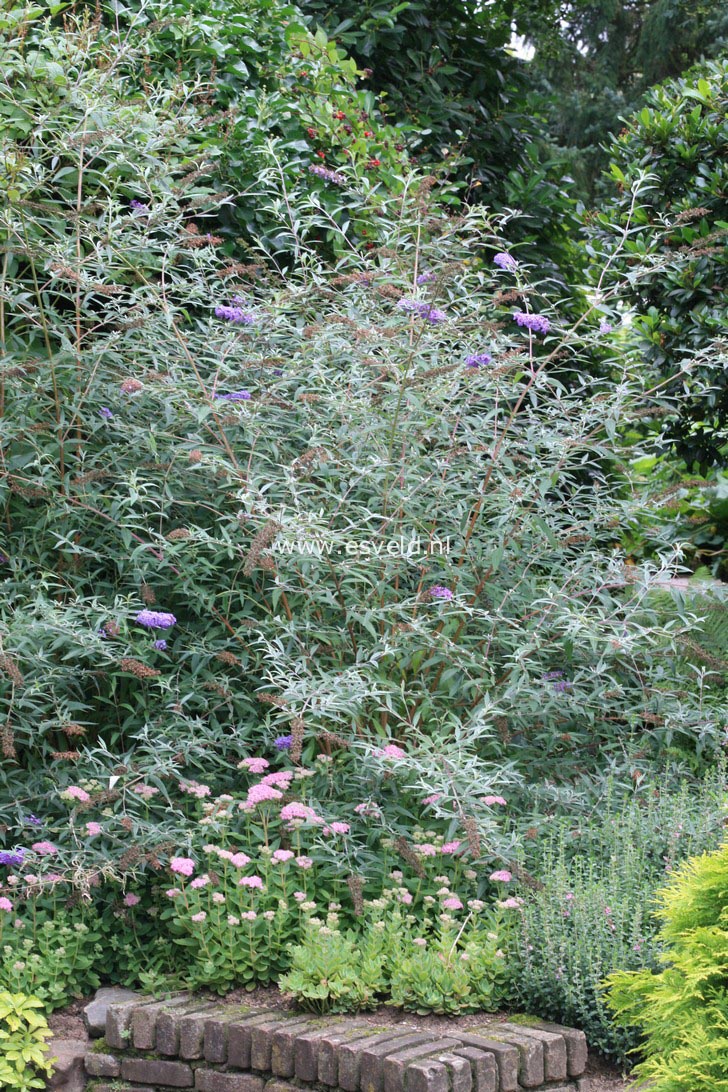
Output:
left=0, top=4, right=726, bottom=1088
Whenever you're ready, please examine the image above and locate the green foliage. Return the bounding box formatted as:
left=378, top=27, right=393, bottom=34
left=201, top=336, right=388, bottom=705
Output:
left=298, top=0, right=584, bottom=280
left=510, top=769, right=728, bottom=1062
left=526, top=1, right=728, bottom=198
left=606, top=841, right=728, bottom=1088
left=0, top=991, right=54, bottom=1092
left=282, top=900, right=513, bottom=1015
left=0, top=912, right=103, bottom=1008
left=282, top=925, right=386, bottom=1012
left=0, top=5, right=724, bottom=874
left=3, top=0, right=408, bottom=267
left=590, top=58, right=728, bottom=468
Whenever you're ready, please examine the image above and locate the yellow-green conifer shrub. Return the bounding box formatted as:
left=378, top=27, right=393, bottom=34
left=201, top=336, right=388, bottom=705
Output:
left=606, top=842, right=728, bottom=1090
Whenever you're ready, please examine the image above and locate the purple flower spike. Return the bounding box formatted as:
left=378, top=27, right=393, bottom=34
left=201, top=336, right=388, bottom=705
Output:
left=465, top=352, right=492, bottom=369
left=494, top=252, right=518, bottom=270
left=599, top=321, right=613, bottom=334
left=214, top=304, right=255, bottom=325
left=417, top=271, right=436, bottom=284
left=153, top=639, right=168, bottom=651
left=0, top=849, right=25, bottom=867
left=135, top=610, right=176, bottom=630
left=429, top=585, right=453, bottom=600
left=130, top=199, right=149, bottom=214
left=309, top=164, right=346, bottom=186
left=513, top=311, right=550, bottom=334
left=274, top=734, right=293, bottom=751
left=215, top=390, right=251, bottom=402
left=98, top=407, right=113, bottom=419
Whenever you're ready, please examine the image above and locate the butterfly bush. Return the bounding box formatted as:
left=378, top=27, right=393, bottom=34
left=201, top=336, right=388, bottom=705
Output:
left=0, top=15, right=724, bottom=1004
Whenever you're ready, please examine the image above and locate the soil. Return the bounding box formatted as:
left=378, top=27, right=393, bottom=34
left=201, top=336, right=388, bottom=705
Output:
left=48, top=986, right=632, bottom=1090
left=47, top=996, right=89, bottom=1042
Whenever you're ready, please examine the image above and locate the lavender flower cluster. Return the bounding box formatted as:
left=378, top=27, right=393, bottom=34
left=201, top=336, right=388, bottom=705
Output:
left=493, top=252, right=518, bottom=270
left=308, top=164, right=346, bottom=186
left=215, top=390, right=251, bottom=402
left=513, top=311, right=550, bottom=334
left=135, top=610, right=177, bottom=629
left=465, top=352, right=492, bottom=369
left=214, top=304, right=254, bottom=325
left=0, top=849, right=25, bottom=866
left=396, top=298, right=447, bottom=325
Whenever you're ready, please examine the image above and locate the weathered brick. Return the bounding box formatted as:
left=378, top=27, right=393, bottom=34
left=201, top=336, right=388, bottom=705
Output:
left=494, top=1023, right=567, bottom=1082
left=157, top=1003, right=218, bottom=1056
left=265, top=1082, right=299, bottom=1092
left=204, top=1008, right=256, bottom=1064
left=485, top=1029, right=544, bottom=1088
left=272, top=1017, right=331, bottom=1077
left=89, top=1084, right=136, bottom=1092
left=105, top=999, right=153, bottom=1050
left=227, top=1012, right=286, bottom=1070
left=519, top=1021, right=588, bottom=1077
left=250, top=1016, right=308, bottom=1071
left=449, top=1047, right=497, bottom=1092
left=132, top=995, right=192, bottom=1050
left=121, top=1056, right=194, bottom=1087
left=455, top=1034, right=519, bottom=1092
left=196, top=1069, right=265, bottom=1092
left=84, top=1051, right=120, bottom=1077
left=360, top=1034, right=435, bottom=1092
left=436, top=1052, right=472, bottom=1092
left=294, top=1021, right=363, bottom=1082
left=337, top=1031, right=411, bottom=1091
left=319, top=1028, right=388, bottom=1086
left=383, top=1039, right=462, bottom=1092
left=405, top=1059, right=449, bottom=1092
left=576, top=1078, right=593, bottom=1091
left=180, top=1006, right=224, bottom=1060
left=252, top=1016, right=318, bottom=1073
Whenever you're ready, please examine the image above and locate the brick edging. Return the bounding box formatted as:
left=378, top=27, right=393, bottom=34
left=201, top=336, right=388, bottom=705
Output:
left=85, top=997, right=590, bottom=1092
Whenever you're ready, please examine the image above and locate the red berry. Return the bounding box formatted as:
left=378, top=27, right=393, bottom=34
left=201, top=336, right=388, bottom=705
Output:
left=316, top=150, right=326, bottom=159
